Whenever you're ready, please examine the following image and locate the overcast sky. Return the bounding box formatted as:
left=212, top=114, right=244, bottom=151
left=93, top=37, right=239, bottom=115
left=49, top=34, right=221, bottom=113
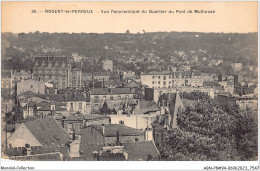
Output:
left=2, top=1, right=258, bottom=33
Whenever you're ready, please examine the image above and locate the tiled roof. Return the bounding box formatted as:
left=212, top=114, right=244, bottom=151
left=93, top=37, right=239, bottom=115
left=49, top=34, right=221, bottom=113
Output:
left=24, top=117, right=71, bottom=146
left=37, top=104, right=54, bottom=111
left=66, top=94, right=87, bottom=101
left=141, top=71, right=171, bottom=75
left=90, top=88, right=110, bottom=95
left=83, top=115, right=110, bottom=121
left=77, top=144, right=103, bottom=161
left=76, top=141, right=159, bottom=161
left=124, top=80, right=143, bottom=88
left=123, top=141, right=160, bottom=161
left=110, top=88, right=134, bottom=94
left=37, top=94, right=88, bottom=102
left=90, top=88, right=134, bottom=95
left=94, top=124, right=144, bottom=137
left=104, top=80, right=124, bottom=86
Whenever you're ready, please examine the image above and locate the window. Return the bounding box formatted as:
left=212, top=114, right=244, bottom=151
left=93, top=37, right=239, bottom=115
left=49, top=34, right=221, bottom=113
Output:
left=169, top=76, right=171, bottom=79
left=163, top=76, right=166, bottom=80
left=169, top=81, right=171, bottom=84
left=31, top=85, right=33, bottom=88
left=152, top=81, right=154, bottom=84
left=152, top=76, right=155, bottom=79
left=68, top=124, right=73, bottom=131
left=79, top=103, right=82, bottom=110
left=158, top=76, right=161, bottom=79
left=110, top=96, right=113, bottom=100
left=94, top=96, right=99, bottom=103
left=158, top=81, right=160, bottom=84
left=70, top=103, right=74, bottom=111
left=119, top=120, right=124, bottom=125
left=135, top=138, right=139, bottom=142
left=163, top=81, right=166, bottom=85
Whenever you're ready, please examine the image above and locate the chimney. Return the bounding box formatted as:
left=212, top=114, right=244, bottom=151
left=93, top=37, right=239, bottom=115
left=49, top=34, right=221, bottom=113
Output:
left=62, top=116, right=67, bottom=130
left=102, top=125, right=106, bottom=145
left=116, top=131, right=120, bottom=145
left=69, top=140, right=80, bottom=158
left=72, top=130, right=76, bottom=140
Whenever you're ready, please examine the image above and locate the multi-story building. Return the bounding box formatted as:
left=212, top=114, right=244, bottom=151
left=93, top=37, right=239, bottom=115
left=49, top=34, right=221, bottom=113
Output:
left=140, top=72, right=173, bottom=89
left=172, top=72, right=203, bottom=88
left=33, top=55, right=82, bottom=89
left=68, top=63, right=82, bottom=88
left=141, top=72, right=203, bottom=89
left=33, top=56, right=69, bottom=89
left=82, top=72, right=110, bottom=82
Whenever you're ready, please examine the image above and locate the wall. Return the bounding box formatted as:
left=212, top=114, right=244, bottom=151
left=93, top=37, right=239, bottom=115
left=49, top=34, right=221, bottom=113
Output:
left=108, top=115, right=155, bottom=130
left=141, top=74, right=172, bottom=89
left=17, top=80, right=45, bottom=95
left=7, top=123, right=42, bottom=148
left=105, top=134, right=145, bottom=144
left=66, top=101, right=86, bottom=114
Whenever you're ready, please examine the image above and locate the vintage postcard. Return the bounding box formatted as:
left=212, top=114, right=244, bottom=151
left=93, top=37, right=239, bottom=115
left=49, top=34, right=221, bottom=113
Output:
left=1, top=1, right=258, bottom=170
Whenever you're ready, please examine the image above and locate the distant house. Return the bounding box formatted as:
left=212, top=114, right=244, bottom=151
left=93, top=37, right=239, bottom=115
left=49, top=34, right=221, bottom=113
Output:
left=235, top=95, right=258, bottom=110
left=37, top=94, right=90, bottom=114
left=6, top=117, right=71, bottom=148
left=120, top=71, right=136, bottom=80
left=102, top=60, right=113, bottom=72
left=89, top=88, right=134, bottom=113
left=231, top=63, right=242, bottom=72
left=124, top=79, right=145, bottom=99
left=140, top=72, right=172, bottom=89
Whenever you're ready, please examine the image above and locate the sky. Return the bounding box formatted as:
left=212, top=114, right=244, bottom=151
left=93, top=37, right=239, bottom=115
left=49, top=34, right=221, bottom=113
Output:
left=1, top=1, right=258, bottom=33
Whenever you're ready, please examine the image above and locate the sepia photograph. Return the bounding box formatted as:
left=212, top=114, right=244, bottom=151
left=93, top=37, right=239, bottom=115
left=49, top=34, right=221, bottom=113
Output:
left=0, top=1, right=259, bottom=170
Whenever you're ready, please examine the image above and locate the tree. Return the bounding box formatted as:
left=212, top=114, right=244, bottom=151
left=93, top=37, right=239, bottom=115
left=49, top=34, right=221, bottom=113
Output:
left=157, top=96, right=257, bottom=161
left=100, top=101, right=111, bottom=115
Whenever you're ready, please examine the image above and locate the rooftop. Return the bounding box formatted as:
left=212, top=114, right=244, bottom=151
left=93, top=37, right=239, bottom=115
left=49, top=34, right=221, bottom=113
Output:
left=24, top=117, right=71, bottom=146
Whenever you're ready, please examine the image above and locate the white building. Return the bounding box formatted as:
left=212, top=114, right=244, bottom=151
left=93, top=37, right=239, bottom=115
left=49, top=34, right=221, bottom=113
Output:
left=140, top=72, right=173, bottom=89
left=103, top=60, right=113, bottom=72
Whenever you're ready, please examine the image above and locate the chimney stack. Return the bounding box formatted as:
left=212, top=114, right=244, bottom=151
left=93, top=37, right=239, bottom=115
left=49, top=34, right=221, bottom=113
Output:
left=102, top=125, right=106, bottom=145
left=116, top=131, right=120, bottom=145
